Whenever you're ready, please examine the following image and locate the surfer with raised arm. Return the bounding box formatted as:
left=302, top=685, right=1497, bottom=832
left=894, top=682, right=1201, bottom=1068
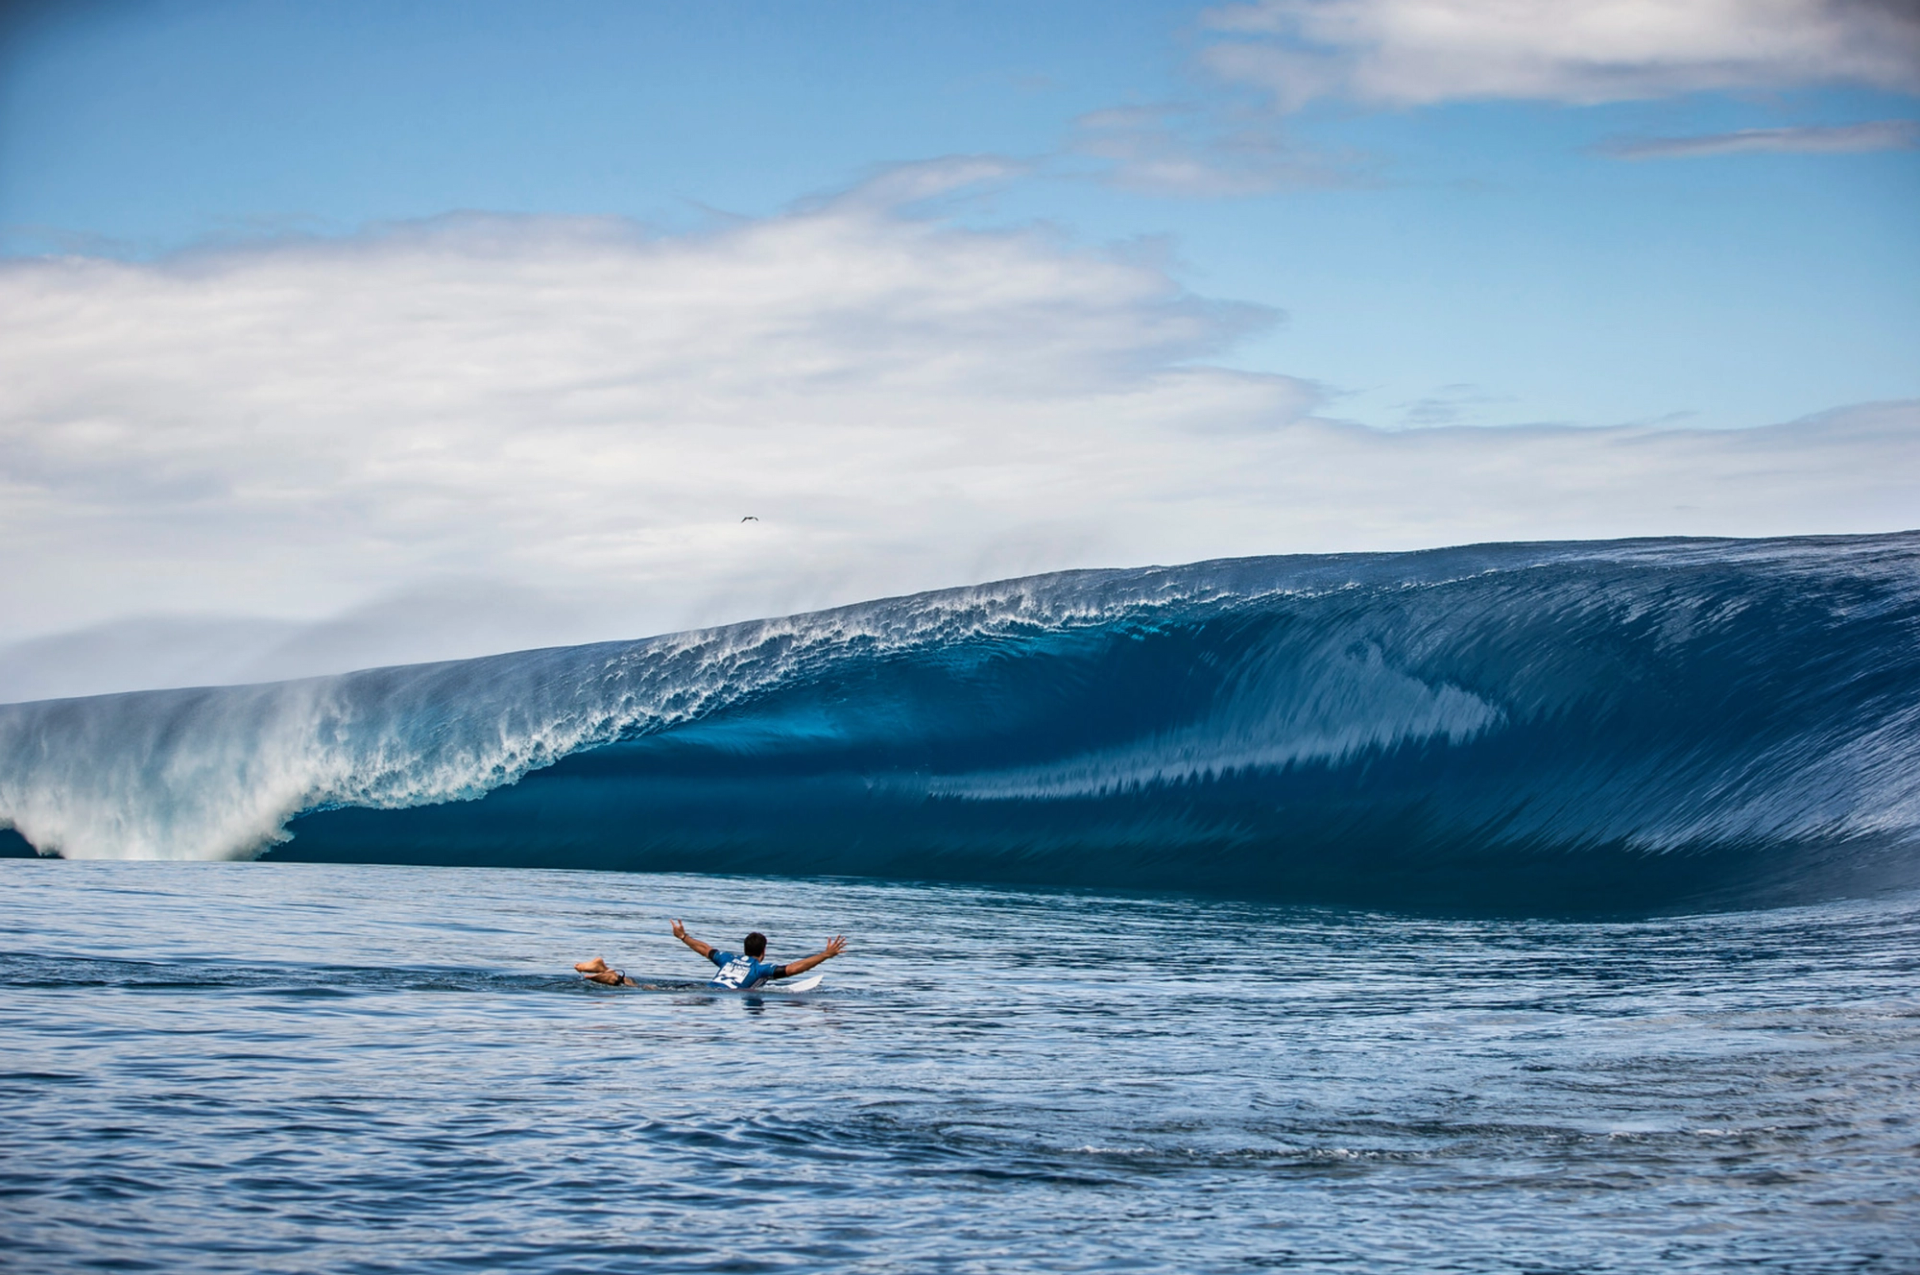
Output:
left=574, top=922, right=846, bottom=990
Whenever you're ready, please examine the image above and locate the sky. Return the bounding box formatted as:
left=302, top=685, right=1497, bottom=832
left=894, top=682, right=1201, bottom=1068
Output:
left=1, top=0, right=1916, bottom=699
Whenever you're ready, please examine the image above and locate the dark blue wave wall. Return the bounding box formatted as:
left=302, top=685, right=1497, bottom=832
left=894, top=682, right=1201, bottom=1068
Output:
left=265, top=535, right=1920, bottom=913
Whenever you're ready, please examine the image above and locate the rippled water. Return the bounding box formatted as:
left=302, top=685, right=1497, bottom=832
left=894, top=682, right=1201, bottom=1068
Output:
left=3, top=860, right=1916, bottom=1272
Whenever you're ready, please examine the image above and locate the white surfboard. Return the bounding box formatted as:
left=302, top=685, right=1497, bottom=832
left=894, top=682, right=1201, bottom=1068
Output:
left=779, top=972, right=824, bottom=992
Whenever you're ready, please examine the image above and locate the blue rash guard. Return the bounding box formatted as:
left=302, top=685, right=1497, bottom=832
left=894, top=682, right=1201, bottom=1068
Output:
left=707, top=950, right=788, bottom=991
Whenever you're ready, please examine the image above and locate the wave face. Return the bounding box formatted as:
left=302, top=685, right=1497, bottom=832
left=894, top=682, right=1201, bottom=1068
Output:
left=5, top=535, right=1920, bottom=911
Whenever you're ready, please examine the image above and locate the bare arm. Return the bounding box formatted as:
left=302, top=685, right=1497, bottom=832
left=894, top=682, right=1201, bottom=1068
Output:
left=671, top=919, right=714, bottom=959
left=774, top=935, right=847, bottom=979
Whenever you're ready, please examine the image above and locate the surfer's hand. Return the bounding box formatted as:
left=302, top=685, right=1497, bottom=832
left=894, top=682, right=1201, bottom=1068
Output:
left=823, top=935, right=847, bottom=959
left=671, top=920, right=713, bottom=957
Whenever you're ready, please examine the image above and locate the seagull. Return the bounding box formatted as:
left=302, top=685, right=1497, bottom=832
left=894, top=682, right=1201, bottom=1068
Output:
left=741, top=516, right=759, bottom=522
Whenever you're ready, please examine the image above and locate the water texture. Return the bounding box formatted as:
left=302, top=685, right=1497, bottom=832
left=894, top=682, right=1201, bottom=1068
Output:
left=2, top=860, right=1916, bottom=1273
left=5, top=534, right=1920, bottom=913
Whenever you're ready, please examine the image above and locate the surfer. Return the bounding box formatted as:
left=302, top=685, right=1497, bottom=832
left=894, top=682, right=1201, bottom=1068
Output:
left=574, top=921, right=846, bottom=990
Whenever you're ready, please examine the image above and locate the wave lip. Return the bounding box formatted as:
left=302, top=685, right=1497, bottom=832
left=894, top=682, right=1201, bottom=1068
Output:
left=0, top=569, right=1196, bottom=859
left=6, top=534, right=1920, bottom=911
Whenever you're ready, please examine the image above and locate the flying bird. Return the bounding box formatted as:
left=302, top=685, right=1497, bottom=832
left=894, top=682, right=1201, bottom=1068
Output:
left=741, top=516, right=759, bottom=522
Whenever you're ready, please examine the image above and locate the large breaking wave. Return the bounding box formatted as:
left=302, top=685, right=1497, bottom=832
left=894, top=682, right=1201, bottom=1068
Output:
left=5, top=534, right=1920, bottom=911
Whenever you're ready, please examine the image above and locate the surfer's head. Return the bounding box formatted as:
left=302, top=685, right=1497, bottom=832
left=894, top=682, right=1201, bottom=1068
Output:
left=744, top=932, right=767, bottom=957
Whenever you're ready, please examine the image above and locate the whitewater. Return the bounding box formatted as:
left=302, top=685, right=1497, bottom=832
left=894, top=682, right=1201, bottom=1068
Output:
left=6, top=533, right=1920, bottom=911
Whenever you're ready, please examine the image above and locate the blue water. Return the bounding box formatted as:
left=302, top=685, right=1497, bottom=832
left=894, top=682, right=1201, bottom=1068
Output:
left=5, top=535, right=1920, bottom=1267
left=3, top=860, right=1916, bottom=1272
left=5, top=535, right=1920, bottom=914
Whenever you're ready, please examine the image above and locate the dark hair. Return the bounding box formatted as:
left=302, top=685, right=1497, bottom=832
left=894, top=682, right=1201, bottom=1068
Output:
left=744, top=931, right=767, bottom=957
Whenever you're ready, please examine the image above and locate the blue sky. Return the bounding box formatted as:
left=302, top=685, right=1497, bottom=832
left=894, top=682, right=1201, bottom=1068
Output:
left=6, top=0, right=1915, bottom=429
left=0, top=0, right=1917, bottom=694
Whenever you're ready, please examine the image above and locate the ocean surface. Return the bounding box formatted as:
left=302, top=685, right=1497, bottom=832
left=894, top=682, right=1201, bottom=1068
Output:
left=3, top=860, right=1916, bottom=1273
left=4, top=534, right=1920, bottom=1269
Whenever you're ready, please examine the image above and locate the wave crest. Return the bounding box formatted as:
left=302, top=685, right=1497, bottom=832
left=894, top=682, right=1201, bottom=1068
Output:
left=5, top=534, right=1920, bottom=909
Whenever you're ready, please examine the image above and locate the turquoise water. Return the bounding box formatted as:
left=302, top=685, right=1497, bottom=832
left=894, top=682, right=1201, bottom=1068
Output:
left=4, top=860, right=1916, bottom=1272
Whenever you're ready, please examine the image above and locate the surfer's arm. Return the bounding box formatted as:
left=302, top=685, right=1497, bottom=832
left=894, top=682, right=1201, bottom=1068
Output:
left=670, top=919, right=714, bottom=959
left=773, top=935, right=846, bottom=978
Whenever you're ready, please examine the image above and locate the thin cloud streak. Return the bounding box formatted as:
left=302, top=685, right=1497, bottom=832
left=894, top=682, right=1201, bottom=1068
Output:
left=1598, top=119, right=1920, bottom=158
left=1068, top=104, right=1365, bottom=195
left=1201, top=0, right=1920, bottom=109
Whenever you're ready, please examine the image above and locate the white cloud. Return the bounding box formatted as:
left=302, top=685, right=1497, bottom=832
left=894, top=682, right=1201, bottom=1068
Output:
left=1202, top=0, right=1920, bottom=109
left=1, top=169, right=1917, bottom=699
left=1598, top=117, right=1920, bottom=156
left=0, top=171, right=1289, bottom=652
